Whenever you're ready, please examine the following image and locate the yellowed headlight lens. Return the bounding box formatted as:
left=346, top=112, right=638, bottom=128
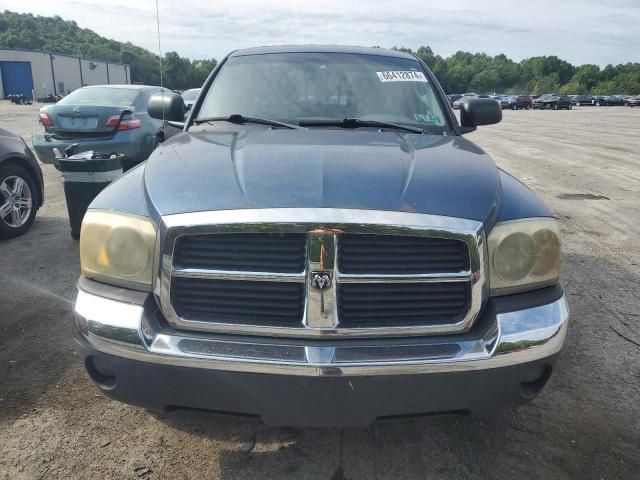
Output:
left=80, top=210, right=157, bottom=289
left=488, top=218, right=561, bottom=295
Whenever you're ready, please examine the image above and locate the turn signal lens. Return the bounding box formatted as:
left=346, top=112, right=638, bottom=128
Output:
left=106, top=115, right=141, bottom=130
left=488, top=218, right=561, bottom=295
left=80, top=210, right=157, bottom=289
left=39, top=112, right=52, bottom=128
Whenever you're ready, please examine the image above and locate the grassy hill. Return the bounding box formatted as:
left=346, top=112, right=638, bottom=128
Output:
left=0, top=10, right=216, bottom=89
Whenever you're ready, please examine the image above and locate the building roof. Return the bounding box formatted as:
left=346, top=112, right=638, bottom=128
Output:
left=0, top=47, right=130, bottom=67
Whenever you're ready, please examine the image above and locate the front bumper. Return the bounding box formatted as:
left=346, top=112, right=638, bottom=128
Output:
left=32, top=131, right=154, bottom=165
left=73, top=283, right=569, bottom=426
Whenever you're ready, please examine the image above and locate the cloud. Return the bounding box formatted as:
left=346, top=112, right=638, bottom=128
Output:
left=3, top=0, right=639, bottom=65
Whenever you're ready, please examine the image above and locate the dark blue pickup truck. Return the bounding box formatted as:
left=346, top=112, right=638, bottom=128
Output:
left=72, top=45, right=569, bottom=427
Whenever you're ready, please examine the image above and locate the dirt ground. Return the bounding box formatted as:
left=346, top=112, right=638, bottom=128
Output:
left=0, top=102, right=638, bottom=480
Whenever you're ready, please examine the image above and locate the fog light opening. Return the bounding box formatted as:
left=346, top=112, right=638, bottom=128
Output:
left=520, top=364, right=552, bottom=398
left=85, top=356, right=117, bottom=390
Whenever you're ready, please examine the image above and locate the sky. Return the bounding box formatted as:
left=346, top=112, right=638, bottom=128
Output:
left=2, top=0, right=639, bottom=66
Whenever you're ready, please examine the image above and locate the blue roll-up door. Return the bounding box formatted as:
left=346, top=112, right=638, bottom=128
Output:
left=0, top=61, right=34, bottom=100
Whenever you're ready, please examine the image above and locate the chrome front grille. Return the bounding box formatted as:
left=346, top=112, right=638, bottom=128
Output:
left=158, top=209, right=486, bottom=338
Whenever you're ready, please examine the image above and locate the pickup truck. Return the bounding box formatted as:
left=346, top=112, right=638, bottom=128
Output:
left=72, top=45, right=569, bottom=427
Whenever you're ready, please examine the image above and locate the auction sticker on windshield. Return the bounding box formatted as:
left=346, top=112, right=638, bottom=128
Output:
left=377, top=71, right=428, bottom=82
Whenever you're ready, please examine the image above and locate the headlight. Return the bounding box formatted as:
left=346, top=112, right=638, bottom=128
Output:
left=488, top=218, right=561, bottom=295
left=80, top=210, right=157, bottom=289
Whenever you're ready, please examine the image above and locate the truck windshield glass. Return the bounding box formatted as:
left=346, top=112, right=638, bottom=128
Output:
left=197, top=52, right=450, bottom=133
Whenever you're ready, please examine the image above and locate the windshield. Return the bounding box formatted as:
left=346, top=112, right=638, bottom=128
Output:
left=196, top=52, right=450, bottom=133
left=181, top=89, right=200, bottom=101
left=57, top=87, right=140, bottom=106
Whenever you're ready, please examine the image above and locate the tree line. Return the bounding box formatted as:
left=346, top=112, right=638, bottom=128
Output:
left=396, top=46, right=640, bottom=95
left=1, top=11, right=639, bottom=95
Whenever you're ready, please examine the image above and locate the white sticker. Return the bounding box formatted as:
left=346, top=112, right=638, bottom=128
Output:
left=376, top=71, right=428, bottom=83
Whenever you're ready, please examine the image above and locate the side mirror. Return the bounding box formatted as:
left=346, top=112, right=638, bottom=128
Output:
left=459, top=98, right=502, bottom=133
left=148, top=92, right=186, bottom=122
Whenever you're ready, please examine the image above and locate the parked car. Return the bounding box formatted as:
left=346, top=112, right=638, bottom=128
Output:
left=591, top=95, right=619, bottom=106
left=627, top=95, right=640, bottom=107
left=514, top=95, right=533, bottom=109
left=452, top=94, right=477, bottom=109
left=605, top=95, right=629, bottom=106
left=73, top=45, right=568, bottom=427
left=0, top=128, right=44, bottom=239
left=447, top=94, right=463, bottom=106
left=181, top=88, right=201, bottom=111
left=32, top=85, right=181, bottom=169
left=572, top=95, right=593, bottom=106
left=532, top=94, right=549, bottom=109
left=497, top=95, right=525, bottom=109
left=533, top=93, right=572, bottom=110
left=496, top=96, right=510, bottom=108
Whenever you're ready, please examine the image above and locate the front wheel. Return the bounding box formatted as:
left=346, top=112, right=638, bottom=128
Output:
left=0, top=164, right=37, bottom=239
left=568, top=104, right=572, bottom=110
left=596, top=101, right=602, bottom=106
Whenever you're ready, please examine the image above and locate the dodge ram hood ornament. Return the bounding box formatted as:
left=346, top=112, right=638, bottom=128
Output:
left=311, top=271, right=332, bottom=291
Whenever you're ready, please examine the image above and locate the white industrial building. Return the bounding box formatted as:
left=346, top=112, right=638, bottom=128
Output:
left=0, top=48, right=131, bottom=101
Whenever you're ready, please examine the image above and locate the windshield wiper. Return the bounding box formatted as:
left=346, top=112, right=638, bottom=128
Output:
left=195, top=114, right=303, bottom=130
left=299, top=118, right=424, bottom=134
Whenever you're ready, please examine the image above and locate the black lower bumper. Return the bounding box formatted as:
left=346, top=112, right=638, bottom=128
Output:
left=78, top=341, right=558, bottom=427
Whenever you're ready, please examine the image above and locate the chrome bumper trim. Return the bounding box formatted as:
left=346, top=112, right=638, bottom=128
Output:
left=73, top=289, right=569, bottom=377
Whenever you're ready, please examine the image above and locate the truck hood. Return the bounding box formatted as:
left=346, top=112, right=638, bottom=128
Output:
left=143, top=129, right=501, bottom=223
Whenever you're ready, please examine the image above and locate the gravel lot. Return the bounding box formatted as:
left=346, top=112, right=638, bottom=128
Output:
left=0, top=102, right=638, bottom=480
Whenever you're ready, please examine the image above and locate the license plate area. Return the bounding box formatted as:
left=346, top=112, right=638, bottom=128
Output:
left=58, top=116, right=99, bottom=129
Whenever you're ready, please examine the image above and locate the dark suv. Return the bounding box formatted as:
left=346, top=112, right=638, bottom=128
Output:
left=533, top=94, right=573, bottom=110
left=572, top=95, right=593, bottom=106
left=72, top=45, right=568, bottom=427
left=515, top=95, right=533, bottom=109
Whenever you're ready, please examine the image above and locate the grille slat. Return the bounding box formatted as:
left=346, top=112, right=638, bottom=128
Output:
left=172, top=278, right=305, bottom=327
left=338, top=234, right=469, bottom=274
left=337, top=282, right=470, bottom=327
left=174, top=233, right=307, bottom=273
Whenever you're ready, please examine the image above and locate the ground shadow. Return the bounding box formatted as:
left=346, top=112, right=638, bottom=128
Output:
left=0, top=215, right=79, bottom=422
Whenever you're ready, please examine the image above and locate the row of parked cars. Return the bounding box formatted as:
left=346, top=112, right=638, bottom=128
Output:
left=566, top=94, right=638, bottom=106
left=448, top=93, right=640, bottom=110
